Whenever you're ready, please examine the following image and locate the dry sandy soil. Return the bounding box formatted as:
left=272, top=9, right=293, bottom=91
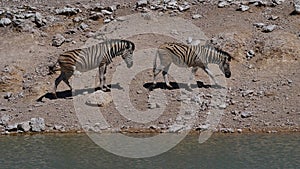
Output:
left=0, top=0, right=299, bottom=134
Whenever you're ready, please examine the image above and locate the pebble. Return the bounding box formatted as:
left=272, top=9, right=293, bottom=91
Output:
left=30, top=117, right=45, bottom=132
left=239, top=5, right=250, bottom=12
left=262, top=25, right=276, bottom=33
left=136, top=0, right=148, bottom=7
left=34, top=12, right=46, bottom=27
left=0, top=114, right=10, bottom=125
left=79, top=22, right=89, bottom=31
left=85, top=90, right=112, bottom=107
left=192, top=14, right=202, bottom=19
left=246, top=50, right=255, bottom=59
left=17, top=121, right=31, bottom=132
left=52, top=34, right=65, bottom=47
left=218, top=1, right=229, bottom=8
left=241, top=111, right=253, bottom=118
left=4, top=92, right=13, bottom=99
left=0, top=18, right=12, bottom=26
left=187, top=37, right=193, bottom=44
left=237, top=129, right=242, bottom=133
left=55, top=7, right=81, bottom=15
left=253, top=22, right=265, bottom=28
left=295, top=0, right=300, bottom=14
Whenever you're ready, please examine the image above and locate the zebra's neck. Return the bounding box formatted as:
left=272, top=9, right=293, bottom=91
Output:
left=200, top=45, right=224, bottom=65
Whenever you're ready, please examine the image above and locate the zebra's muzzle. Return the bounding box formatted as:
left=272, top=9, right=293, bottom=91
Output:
left=225, top=72, right=231, bottom=78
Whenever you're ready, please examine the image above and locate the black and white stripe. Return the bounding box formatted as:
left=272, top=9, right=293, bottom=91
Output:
left=49, top=39, right=135, bottom=96
left=153, top=42, right=231, bottom=88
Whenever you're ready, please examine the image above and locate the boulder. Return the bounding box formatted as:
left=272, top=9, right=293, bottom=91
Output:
left=85, top=90, right=112, bottom=107
left=30, top=117, right=45, bottom=132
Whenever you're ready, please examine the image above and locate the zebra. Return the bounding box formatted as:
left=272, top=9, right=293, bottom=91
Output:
left=153, top=42, right=231, bottom=89
left=49, top=39, right=135, bottom=97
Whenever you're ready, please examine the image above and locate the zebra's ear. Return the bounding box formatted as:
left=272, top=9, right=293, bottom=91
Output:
left=126, top=41, right=135, bottom=51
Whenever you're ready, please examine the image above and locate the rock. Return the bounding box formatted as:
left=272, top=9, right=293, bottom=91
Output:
left=148, top=103, right=157, bottom=109
left=5, top=124, right=18, bottom=132
left=239, top=5, right=250, bottom=12
left=101, top=9, right=113, bottom=15
left=187, top=37, right=193, bottom=44
left=262, top=25, right=276, bottom=32
left=237, top=129, right=242, bottom=133
left=218, top=103, right=227, bottom=109
left=294, top=0, right=300, bottom=14
left=196, top=124, right=210, bottom=131
left=0, top=106, right=9, bottom=111
left=241, top=111, right=253, bottom=118
left=30, top=117, right=45, bottom=132
left=136, top=90, right=143, bottom=94
left=85, top=90, right=113, bottom=107
left=54, top=124, right=65, bottom=132
left=55, top=7, right=81, bottom=16
left=4, top=92, right=13, bottom=99
left=89, top=12, right=104, bottom=20
left=253, top=22, right=265, bottom=28
left=34, top=12, right=46, bottom=27
left=73, top=16, right=83, bottom=23
left=0, top=114, right=10, bottom=125
left=104, top=18, right=112, bottom=23
left=178, top=4, right=190, bottom=12
left=218, top=1, right=229, bottom=8
left=79, top=22, right=89, bottom=31
left=168, top=124, right=184, bottom=132
left=192, top=14, right=202, bottom=19
left=0, top=18, right=12, bottom=26
left=246, top=50, right=255, bottom=59
left=273, top=0, right=285, bottom=5
left=269, top=15, right=279, bottom=20
left=220, top=128, right=234, bottom=133
left=242, top=90, right=254, bottom=97
left=52, top=34, right=65, bottom=47
left=136, top=0, right=148, bottom=7
left=17, top=121, right=31, bottom=132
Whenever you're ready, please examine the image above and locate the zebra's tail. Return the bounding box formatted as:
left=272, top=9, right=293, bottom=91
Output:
left=48, top=61, right=60, bottom=75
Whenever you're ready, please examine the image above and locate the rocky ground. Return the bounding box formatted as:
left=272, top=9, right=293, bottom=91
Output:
left=0, top=0, right=299, bottom=134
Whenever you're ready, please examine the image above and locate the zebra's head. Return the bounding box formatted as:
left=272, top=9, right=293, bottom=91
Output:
left=219, top=52, right=231, bottom=78
left=121, top=40, right=135, bottom=68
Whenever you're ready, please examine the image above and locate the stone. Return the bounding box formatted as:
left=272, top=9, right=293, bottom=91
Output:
left=187, top=37, right=193, bottom=44
left=241, top=111, right=253, bottom=118
left=218, top=103, right=227, bottom=109
left=246, top=50, right=255, bottom=58
left=0, top=114, right=10, bottom=125
left=5, top=124, right=18, bottom=132
left=55, top=7, right=81, bottom=16
left=54, top=124, right=65, bottom=131
left=262, top=25, right=276, bottom=32
left=196, top=124, right=210, bottom=131
left=101, top=10, right=113, bottom=15
left=85, top=90, right=113, bottom=107
left=4, top=92, right=13, bottom=99
left=294, top=0, right=300, bottom=14
left=218, top=1, right=229, bottom=8
left=178, top=4, right=190, bottom=12
left=104, top=18, right=111, bottom=23
left=0, top=18, right=12, bottom=26
left=30, top=117, right=45, bottom=132
left=17, top=121, right=31, bottom=132
left=137, top=0, right=148, bottom=7
left=237, top=129, right=242, bottom=133
left=34, top=12, right=46, bottom=27
left=73, top=17, right=83, bottom=22
left=79, top=22, right=89, bottom=31
left=168, top=124, right=184, bottom=132
left=242, top=90, right=254, bottom=97
left=239, top=5, right=250, bottom=11
left=52, top=34, right=65, bottom=47
left=148, top=103, right=157, bottom=109
left=253, top=22, right=265, bottom=28
left=192, top=14, right=202, bottom=19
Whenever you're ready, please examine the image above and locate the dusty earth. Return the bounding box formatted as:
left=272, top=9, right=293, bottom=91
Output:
left=0, top=0, right=299, bottom=134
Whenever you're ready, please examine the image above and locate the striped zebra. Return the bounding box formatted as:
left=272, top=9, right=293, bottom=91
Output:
left=49, top=39, right=135, bottom=96
left=153, top=42, right=231, bottom=88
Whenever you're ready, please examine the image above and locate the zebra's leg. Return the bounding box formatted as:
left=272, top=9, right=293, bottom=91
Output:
left=163, top=64, right=172, bottom=88
left=204, top=67, right=218, bottom=85
left=54, top=72, right=64, bottom=97
left=188, top=67, right=198, bottom=88
left=153, top=65, right=163, bottom=86
left=62, top=71, right=73, bottom=91
left=99, top=64, right=107, bottom=91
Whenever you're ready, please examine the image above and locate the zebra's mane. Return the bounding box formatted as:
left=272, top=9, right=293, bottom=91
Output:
left=203, top=45, right=232, bottom=62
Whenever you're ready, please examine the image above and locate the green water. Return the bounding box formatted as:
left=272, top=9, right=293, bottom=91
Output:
left=0, top=133, right=299, bottom=169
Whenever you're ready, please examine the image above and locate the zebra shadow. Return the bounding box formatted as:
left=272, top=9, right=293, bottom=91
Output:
left=36, top=83, right=123, bottom=101
left=144, top=81, right=225, bottom=91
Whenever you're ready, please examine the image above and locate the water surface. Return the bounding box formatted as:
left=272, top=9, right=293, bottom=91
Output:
left=0, top=133, right=299, bottom=169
